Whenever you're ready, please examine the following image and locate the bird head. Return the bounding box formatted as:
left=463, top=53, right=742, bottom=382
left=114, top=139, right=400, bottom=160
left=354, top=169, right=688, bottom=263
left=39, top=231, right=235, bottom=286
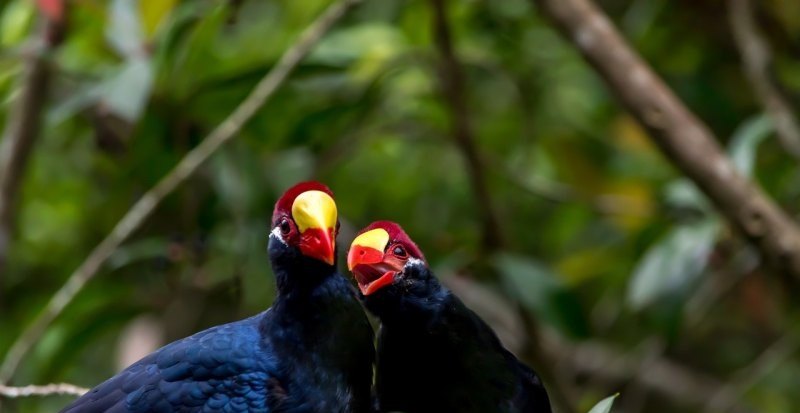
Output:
left=347, top=221, right=426, bottom=295
left=271, top=181, right=338, bottom=265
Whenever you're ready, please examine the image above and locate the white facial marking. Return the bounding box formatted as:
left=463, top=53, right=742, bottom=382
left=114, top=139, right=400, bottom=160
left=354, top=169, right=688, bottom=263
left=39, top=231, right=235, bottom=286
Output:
left=270, top=226, right=287, bottom=245
left=405, top=257, right=424, bottom=269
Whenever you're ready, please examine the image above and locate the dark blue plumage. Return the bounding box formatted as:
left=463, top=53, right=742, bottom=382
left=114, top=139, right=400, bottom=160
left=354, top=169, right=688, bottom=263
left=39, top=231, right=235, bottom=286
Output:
left=61, top=315, right=273, bottom=413
left=61, top=182, right=374, bottom=413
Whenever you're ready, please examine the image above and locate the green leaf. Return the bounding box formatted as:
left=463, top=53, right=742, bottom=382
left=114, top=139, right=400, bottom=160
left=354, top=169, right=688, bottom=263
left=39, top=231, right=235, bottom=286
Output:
left=728, top=114, right=773, bottom=177
left=167, top=4, right=229, bottom=100
left=0, top=0, right=34, bottom=47
left=140, top=0, right=178, bottom=38
left=310, top=23, right=408, bottom=81
left=627, top=219, right=719, bottom=309
left=587, top=394, right=619, bottom=413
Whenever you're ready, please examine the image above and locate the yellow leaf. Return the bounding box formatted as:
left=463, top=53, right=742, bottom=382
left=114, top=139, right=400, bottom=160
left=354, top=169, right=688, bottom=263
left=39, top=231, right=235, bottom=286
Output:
left=547, top=138, right=605, bottom=195
left=611, top=114, right=655, bottom=154
left=140, top=0, right=177, bottom=38
left=556, top=247, right=615, bottom=285
left=601, top=180, right=654, bottom=231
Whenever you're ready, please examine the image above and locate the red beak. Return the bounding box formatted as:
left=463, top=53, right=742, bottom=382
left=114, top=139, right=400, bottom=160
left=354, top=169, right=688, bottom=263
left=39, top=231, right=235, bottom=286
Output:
left=299, top=227, right=335, bottom=265
left=347, top=244, right=401, bottom=295
left=290, top=189, right=337, bottom=265
left=347, top=244, right=384, bottom=271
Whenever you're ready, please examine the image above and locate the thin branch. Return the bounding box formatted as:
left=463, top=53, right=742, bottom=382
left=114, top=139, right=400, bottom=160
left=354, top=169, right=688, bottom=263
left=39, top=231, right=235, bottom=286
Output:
left=704, top=332, right=800, bottom=413
left=0, top=0, right=362, bottom=383
left=541, top=332, right=756, bottom=413
left=685, top=246, right=759, bottom=329
left=729, top=0, right=800, bottom=160
left=531, top=0, right=800, bottom=279
left=0, top=11, right=66, bottom=285
left=429, top=0, right=503, bottom=252
left=0, top=383, right=88, bottom=398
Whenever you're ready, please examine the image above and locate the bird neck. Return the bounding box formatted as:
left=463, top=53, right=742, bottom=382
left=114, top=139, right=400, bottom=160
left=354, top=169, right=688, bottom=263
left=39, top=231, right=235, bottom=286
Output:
left=262, top=261, right=366, bottom=366
left=274, top=257, right=337, bottom=297
left=268, top=237, right=338, bottom=297
left=268, top=272, right=352, bottom=329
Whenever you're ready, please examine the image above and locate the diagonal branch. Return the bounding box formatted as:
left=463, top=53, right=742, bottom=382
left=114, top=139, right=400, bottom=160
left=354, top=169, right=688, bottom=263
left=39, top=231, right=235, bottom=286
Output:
left=704, top=332, right=799, bottom=413
left=728, top=0, right=800, bottom=160
left=0, top=383, right=88, bottom=398
left=429, top=0, right=504, bottom=253
left=541, top=332, right=756, bottom=413
left=532, top=0, right=800, bottom=279
left=0, top=10, right=66, bottom=288
left=0, top=0, right=362, bottom=383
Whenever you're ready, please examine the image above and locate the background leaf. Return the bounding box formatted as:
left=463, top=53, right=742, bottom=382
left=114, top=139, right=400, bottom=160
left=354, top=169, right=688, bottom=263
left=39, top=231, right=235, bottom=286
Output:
left=587, top=394, right=619, bottom=413
left=728, top=114, right=773, bottom=177
left=106, top=0, right=145, bottom=58
left=139, top=0, right=178, bottom=38
left=97, top=57, right=154, bottom=122
left=494, top=253, right=589, bottom=338
left=627, top=219, right=720, bottom=309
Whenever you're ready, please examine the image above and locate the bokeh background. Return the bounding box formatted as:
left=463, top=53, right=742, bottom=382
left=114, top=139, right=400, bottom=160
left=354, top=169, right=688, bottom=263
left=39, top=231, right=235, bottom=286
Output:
left=1, top=0, right=800, bottom=412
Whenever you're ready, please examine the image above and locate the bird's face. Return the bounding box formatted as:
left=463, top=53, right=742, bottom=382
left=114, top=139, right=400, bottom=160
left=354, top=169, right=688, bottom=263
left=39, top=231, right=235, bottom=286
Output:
left=271, top=182, right=338, bottom=265
left=347, top=221, right=426, bottom=295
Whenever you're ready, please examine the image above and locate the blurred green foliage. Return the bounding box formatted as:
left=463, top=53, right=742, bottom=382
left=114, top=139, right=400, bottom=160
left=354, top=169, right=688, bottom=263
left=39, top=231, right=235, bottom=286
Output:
left=1, top=0, right=800, bottom=412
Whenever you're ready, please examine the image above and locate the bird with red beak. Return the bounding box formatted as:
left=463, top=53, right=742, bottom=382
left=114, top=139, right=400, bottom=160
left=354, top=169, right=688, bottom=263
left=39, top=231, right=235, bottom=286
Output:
left=270, top=182, right=338, bottom=267
left=346, top=221, right=425, bottom=296
left=347, top=221, right=551, bottom=413
left=60, top=182, right=375, bottom=413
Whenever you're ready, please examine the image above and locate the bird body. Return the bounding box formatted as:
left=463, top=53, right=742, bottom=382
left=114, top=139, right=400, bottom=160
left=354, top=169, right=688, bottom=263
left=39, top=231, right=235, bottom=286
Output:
left=61, top=182, right=374, bottom=413
left=348, top=221, right=551, bottom=413
left=369, top=268, right=550, bottom=413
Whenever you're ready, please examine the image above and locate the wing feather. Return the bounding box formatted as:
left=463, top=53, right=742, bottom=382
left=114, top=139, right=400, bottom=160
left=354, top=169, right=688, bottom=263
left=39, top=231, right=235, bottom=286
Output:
left=60, top=313, right=275, bottom=413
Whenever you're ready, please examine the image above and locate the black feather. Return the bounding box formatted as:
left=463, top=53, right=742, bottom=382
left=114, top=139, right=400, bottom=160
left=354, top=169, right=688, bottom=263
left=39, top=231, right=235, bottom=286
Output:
left=364, top=263, right=551, bottom=413
left=60, top=230, right=374, bottom=413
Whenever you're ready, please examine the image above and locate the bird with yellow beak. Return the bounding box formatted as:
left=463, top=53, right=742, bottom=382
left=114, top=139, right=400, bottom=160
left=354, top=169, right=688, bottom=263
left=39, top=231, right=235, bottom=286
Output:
left=345, top=221, right=551, bottom=413
left=59, top=182, right=375, bottom=413
left=270, top=181, right=339, bottom=266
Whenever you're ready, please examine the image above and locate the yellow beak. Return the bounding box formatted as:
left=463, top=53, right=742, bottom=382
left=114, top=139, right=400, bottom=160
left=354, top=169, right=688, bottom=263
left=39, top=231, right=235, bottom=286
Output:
left=291, top=190, right=337, bottom=265
left=347, top=228, right=389, bottom=271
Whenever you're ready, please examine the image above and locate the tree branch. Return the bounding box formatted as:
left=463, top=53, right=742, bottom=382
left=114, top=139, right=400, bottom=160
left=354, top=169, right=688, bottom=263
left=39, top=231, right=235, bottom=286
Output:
left=541, top=332, right=756, bottom=413
left=0, top=11, right=66, bottom=287
left=704, top=332, right=799, bottom=413
left=429, top=0, right=504, bottom=252
left=0, top=383, right=88, bottom=398
left=729, top=0, right=800, bottom=160
left=531, top=0, right=800, bottom=279
left=0, top=0, right=362, bottom=383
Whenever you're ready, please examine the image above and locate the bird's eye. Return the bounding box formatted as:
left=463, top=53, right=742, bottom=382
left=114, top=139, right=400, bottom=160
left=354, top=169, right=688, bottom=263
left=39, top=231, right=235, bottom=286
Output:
left=392, top=245, right=407, bottom=257
left=279, top=219, right=292, bottom=235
